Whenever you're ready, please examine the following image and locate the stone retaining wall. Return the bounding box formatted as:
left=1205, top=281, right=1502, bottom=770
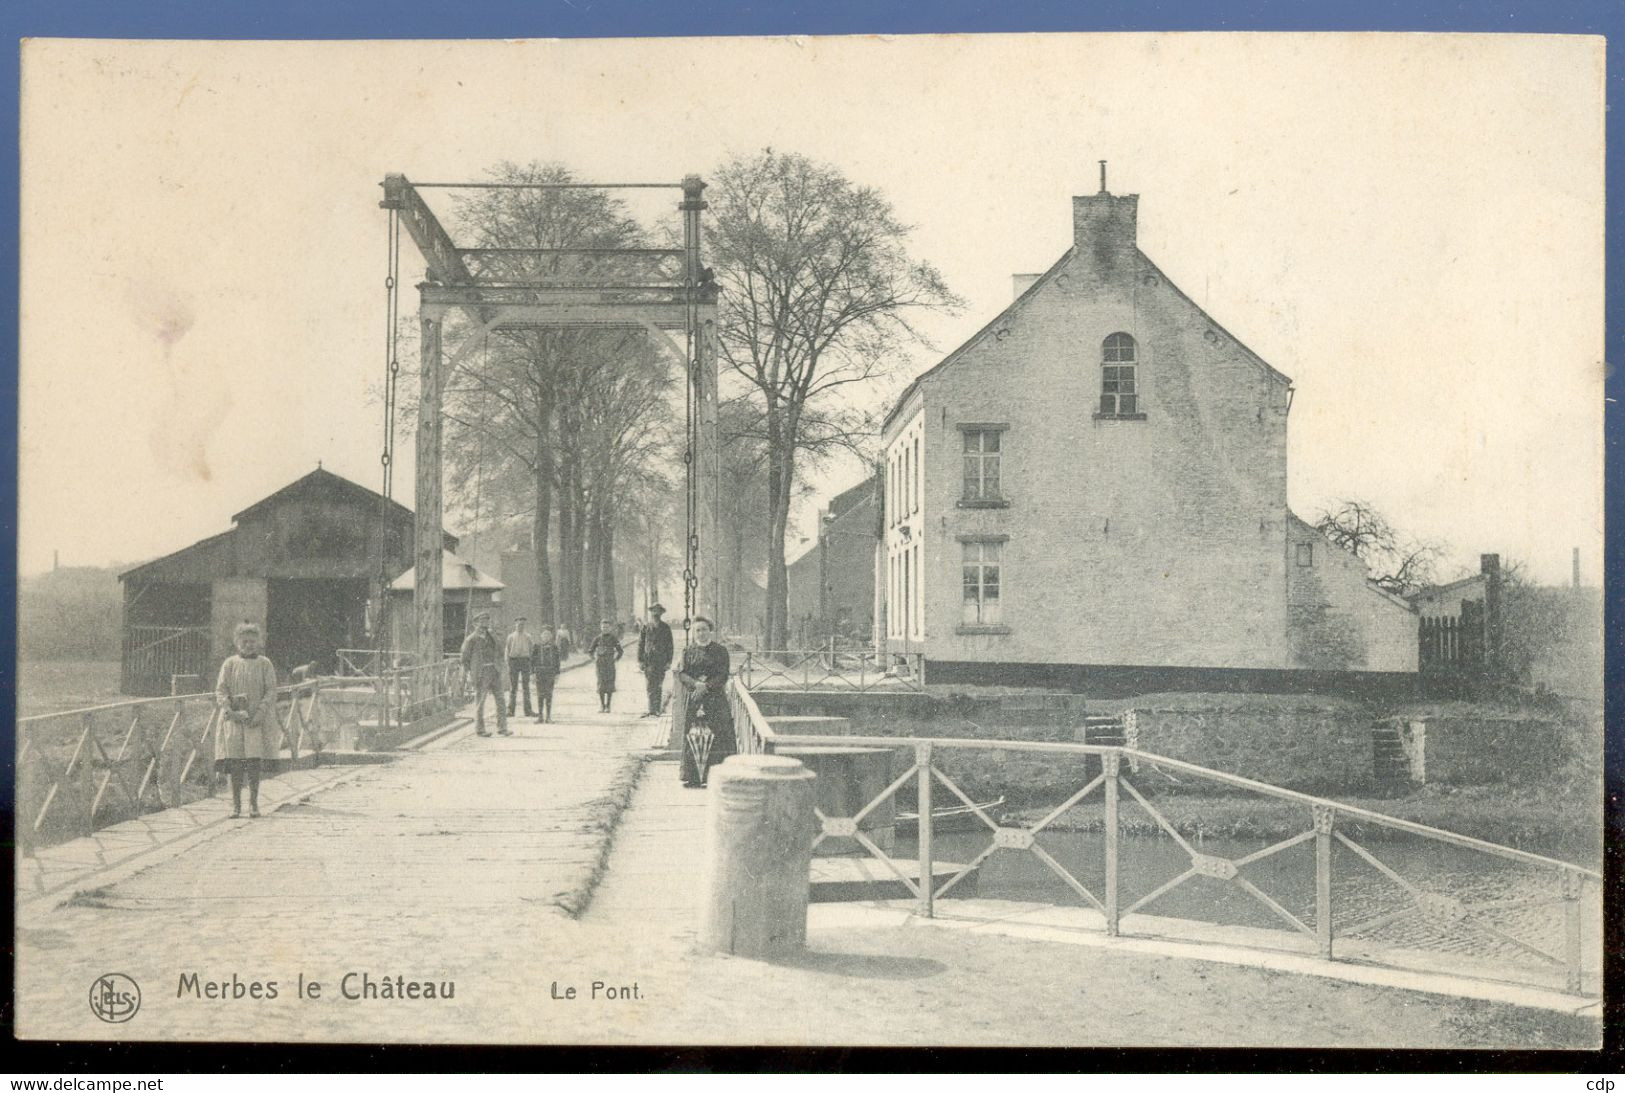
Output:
left=1123, top=699, right=1371, bottom=793
left=754, top=689, right=1568, bottom=801
left=1394, top=715, right=1566, bottom=786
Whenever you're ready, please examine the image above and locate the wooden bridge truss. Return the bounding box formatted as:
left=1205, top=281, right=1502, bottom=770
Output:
left=379, top=175, right=721, bottom=666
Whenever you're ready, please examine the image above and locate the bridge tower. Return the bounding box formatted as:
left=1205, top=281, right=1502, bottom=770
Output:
left=379, top=175, right=721, bottom=666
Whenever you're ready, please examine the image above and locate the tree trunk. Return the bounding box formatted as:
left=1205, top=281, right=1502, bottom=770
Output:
left=557, top=451, right=577, bottom=633
left=584, top=487, right=603, bottom=627
left=560, top=450, right=588, bottom=633
left=533, top=431, right=555, bottom=624
left=602, top=514, right=618, bottom=626
left=763, top=408, right=795, bottom=652
left=644, top=524, right=660, bottom=613
left=729, top=521, right=746, bottom=635
left=572, top=468, right=589, bottom=630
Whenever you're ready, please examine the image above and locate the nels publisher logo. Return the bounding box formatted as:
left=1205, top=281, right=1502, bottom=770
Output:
left=89, top=973, right=141, bottom=1023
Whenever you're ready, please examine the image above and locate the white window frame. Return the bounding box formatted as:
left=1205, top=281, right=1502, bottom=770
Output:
left=1100, top=332, right=1139, bottom=417
left=961, top=539, right=1003, bottom=626
left=961, top=428, right=1002, bottom=501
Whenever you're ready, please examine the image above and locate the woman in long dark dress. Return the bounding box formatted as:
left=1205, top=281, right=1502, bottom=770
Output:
left=677, top=616, right=736, bottom=788
left=586, top=619, right=623, bottom=713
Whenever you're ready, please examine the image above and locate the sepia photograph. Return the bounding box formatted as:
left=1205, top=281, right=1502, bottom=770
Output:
left=12, top=31, right=1606, bottom=1052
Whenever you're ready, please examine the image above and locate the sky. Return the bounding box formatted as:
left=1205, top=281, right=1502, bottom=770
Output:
left=18, top=33, right=1605, bottom=586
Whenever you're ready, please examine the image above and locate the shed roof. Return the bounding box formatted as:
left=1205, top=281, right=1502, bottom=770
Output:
left=390, top=550, right=505, bottom=592
left=120, top=467, right=456, bottom=583
left=1410, top=573, right=1488, bottom=603
left=234, top=466, right=413, bottom=524
left=119, top=529, right=235, bottom=582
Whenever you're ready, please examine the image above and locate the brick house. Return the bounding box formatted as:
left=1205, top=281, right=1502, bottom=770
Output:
left=785, top=474, right=880, bottom=643
left=878, top=185, right=1417, bottom=688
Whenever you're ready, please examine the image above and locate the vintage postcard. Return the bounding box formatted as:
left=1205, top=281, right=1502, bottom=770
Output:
left=14, top=33, right=1605, bottom=1050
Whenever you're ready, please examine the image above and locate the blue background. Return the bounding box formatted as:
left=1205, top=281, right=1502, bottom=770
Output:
left=0, top=2, right=1618, bottom=1069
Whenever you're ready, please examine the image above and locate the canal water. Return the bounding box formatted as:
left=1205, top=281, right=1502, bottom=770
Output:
left=899, top=828, right=1596, bottom=964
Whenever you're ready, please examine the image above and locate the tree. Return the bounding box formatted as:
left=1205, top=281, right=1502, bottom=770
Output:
left=1313, top=499, right=1445, bottom=596
left=709, top=149, right=961, bottom=649
left=1494, top=559, right=1601, bottom=700
left=447, top=163, right=645, bottom=630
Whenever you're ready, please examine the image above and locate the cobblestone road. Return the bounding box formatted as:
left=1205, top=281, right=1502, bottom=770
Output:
left=15, top=664, right=657, bottom=1043
left=13, top=665, right=1599, bottom=1049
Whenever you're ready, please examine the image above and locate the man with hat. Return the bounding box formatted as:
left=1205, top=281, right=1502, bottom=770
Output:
left=505, top=616, right=537, bottom=718
left=459, top=612, right=510, bottom=737
left=636, top=603, right=675, bottom=718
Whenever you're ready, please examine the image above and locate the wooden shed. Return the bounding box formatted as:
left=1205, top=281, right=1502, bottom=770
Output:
left=118, top=468, right=456, bottom=695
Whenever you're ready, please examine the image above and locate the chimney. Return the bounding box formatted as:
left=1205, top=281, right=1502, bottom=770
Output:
left=1073, top=189, right=1139, bottom=262
left=1572, top=546, right=1581, bottom=589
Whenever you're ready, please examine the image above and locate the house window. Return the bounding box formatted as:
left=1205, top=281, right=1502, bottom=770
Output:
left=961, top=540, right=1002, bottom=625
left=902, top=549, right=911, bottom=637
left=962, top=429, right=1001, bottom=501
left=890, top=454, right=903, bottom=529
left=890, top=554, right=898, bottom=637
left=1296, top=542, right=1314, bottom=567
left=913, top=542, right=922, bottom=637
left=912, top=436, right=921, bottom=514
left=1100, top=333, right=1138, bottom=416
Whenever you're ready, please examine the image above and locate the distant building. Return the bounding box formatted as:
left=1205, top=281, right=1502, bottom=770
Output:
left=877, top=184, right=1417, bottom=688
left=786, top=475, right=880, bottom=643
left=1410, top=555, right=1501, bottom=681
left=1409, top=572, right=1488, bottom=622
left=118, top=468, right=455, bottom=694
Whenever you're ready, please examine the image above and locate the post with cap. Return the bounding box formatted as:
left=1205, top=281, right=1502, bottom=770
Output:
left=699, top=754, right=819, bottom=959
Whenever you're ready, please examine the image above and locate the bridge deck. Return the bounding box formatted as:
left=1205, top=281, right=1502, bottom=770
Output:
left=12, top=667, right=1599, bottom=1047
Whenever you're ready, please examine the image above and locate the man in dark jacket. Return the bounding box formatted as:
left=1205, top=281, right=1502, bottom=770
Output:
left=459, top=613, right=509, bottom=737
left=636, top=603, right=675, bottom=718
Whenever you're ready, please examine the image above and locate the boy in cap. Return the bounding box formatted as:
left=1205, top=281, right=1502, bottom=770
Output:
left=586, top=618, right=624, bottom=713
left=530, top=624, right=561, bottom=722
left=506, top=616, right=536, bottom=718
left=459, top=612, right=510, bottom=736
left=636, top=603, right=674, bottom=718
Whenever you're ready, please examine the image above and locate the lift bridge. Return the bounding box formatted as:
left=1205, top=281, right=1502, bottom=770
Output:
left=377, top=174, right=720, bottom=667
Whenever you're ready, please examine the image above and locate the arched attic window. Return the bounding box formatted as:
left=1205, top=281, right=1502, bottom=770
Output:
left=1100, top=333, right=1138, bottom=416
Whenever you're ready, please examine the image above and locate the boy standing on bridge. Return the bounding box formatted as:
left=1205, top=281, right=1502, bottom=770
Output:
left=531, top=624, right=561, bottom=723
left=586, top=618, right=624, bottom=713
left=460, top=613, right=510, bottom=737
left=214, top=622, right=278, bottom=818
left=506, top=617, right=536, bottom=718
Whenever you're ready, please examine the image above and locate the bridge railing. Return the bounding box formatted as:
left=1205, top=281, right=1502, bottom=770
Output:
left=728, top=680, right=1601, bottom=998
left=736, top=647, right=925, bottom=692
left=365, top=658, right=464, bottom=735
left=16, top=679, right=347, bottom=854
left=336, top=648, right=433, bottom=677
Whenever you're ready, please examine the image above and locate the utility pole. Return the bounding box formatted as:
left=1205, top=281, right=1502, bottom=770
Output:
left=818, top=512, right=830, bottom=620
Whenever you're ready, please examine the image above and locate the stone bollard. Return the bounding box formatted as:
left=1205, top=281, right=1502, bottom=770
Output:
left=699, top=754, right=819, bottom=959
